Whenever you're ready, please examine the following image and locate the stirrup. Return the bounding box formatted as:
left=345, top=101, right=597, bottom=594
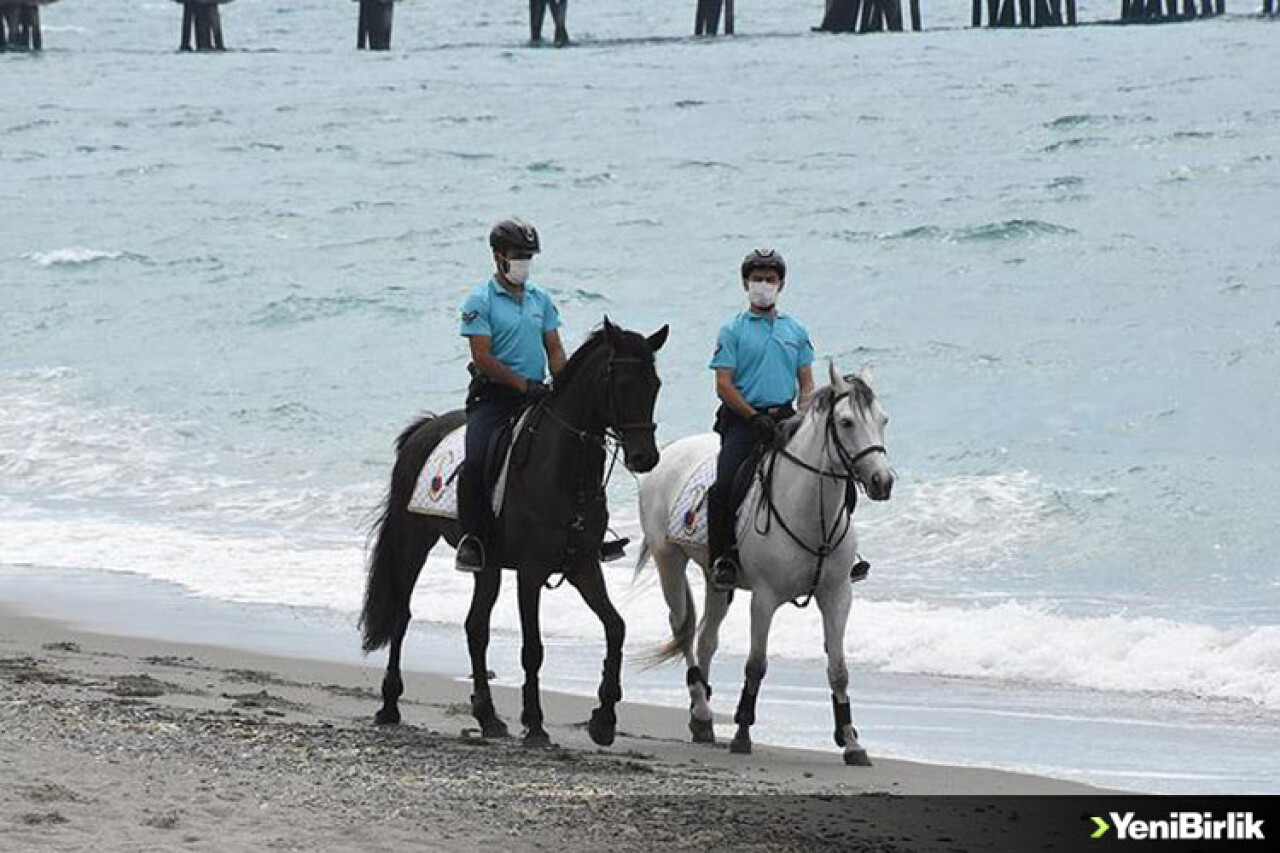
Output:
left=455, top=535, right=485, bottom=574
left=711, top=556, right=738, bottom=592
left=600, top=537, right=629, bottom=563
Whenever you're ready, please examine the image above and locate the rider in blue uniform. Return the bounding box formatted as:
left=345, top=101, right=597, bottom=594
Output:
left=707, top=248, right=814, bottom=591
left=455, top=218, right=567, bottom=573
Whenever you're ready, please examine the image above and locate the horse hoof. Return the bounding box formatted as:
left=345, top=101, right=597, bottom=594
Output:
left=373, top=707, right=401, bottom=726
left=729, top=734, right=752, bottom=755
left=523, top=728, right=553, bottom=748
left=843, top=748, right=872, bottom=767
left=588, top=708, right=616, bottom=747
left=481, top=718, right=510, bottom=739
left=689, top=717, right=715, bottom=744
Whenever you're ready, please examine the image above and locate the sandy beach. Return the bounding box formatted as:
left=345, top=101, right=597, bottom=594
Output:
left=0, top=599, right=1107, bottom=853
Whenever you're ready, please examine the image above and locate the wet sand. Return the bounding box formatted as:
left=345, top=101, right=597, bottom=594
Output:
left=0, top=602, right=1106, bottom=853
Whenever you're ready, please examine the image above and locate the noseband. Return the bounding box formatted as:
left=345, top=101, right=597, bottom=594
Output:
left=603, top=354, right=659, bottom=441
left=779, top=390, right=886, bottom=487
left=757, top=388, right=888, bottom=609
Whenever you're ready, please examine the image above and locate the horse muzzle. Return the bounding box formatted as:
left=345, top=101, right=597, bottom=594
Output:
left=626, top=447, right=659, bottom=474
left=867, top=470, right=894, bottom=501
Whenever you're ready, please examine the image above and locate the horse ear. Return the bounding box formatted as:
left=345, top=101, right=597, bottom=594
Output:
left=647, top=324, right=669, bottom=353
left=829, top=360, right=850, bottom=394
left=859, top=364, right=874, bottom=387
left=603, top=316, right=623, bottom=347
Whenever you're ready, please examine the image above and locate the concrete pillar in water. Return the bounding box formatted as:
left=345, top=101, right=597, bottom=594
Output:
left=695, top=0, right=724, bottom=35
left=819, top=0, right=864, bottom=30
left=972, top=0, right=983, bottom=25
left=909, top=0, right=921, bottom=30
left=1066, top=0, right=1077, bottom=23
left=1, top=0, right=58, bottom=51
left=356, top=0, right=394, bottom=50
left=174, top=1, right=231, bottom=52
left=1214, top=0, right=1223, bottom=13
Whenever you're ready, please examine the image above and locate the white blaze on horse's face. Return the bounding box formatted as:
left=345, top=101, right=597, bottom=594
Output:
left=829, top=362, right=894, bottom=501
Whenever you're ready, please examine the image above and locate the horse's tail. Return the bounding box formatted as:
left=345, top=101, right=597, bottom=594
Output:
left=648, top=580, right=696, bottom=666
left=359, top=413, right=445, bottom=653
left=633, top=538, right=651, bottom=572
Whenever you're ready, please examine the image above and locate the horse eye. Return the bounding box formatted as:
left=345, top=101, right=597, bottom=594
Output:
left=840, top=417, right=854, bottom=428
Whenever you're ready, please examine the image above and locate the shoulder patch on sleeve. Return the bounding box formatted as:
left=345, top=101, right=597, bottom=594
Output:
left=461, top=310, right=479, bottom=323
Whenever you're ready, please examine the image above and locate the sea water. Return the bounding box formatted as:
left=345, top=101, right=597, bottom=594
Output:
left=2, top=0, right=1278, bottom=793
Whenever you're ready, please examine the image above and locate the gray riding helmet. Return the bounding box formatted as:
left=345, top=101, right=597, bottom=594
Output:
left=741, top=248, right=786, bottom=279
left=489, top=217, right=541, bottom=255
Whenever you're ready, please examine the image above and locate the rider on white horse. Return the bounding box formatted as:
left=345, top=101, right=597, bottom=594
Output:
left=454, top=218, right=567, bottom=573
left=707, top=248, right=815, bottom=591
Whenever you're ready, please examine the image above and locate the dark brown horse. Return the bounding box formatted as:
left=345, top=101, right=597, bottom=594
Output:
left=360, top=319, right=668, bottom=746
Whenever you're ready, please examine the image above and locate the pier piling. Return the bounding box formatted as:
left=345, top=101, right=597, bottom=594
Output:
left=175, top=1, right=231, bottom=52
left=356, top=0, right=394, bottom=50
left=0, top=0, right=57, bottom=52
left=819, top=0, right=914, bottom=32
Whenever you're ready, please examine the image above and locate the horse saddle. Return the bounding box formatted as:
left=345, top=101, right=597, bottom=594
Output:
left=407, top=409, right=532, bottom=520
left=667, top=451, right=760, bottom=550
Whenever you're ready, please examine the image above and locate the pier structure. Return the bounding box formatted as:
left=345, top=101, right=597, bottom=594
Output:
left=818, top=0, right=923, bottom=32
left=175, top=0, right=233, bottom=52
left=0, top=0, right=59, bottom=52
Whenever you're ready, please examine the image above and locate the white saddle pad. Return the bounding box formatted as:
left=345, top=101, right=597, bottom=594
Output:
left=667, top=453, right=758, bottom=549
left=407, top=412, right=529, bottom=520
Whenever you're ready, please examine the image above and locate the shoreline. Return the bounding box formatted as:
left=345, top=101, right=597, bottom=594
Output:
left=0, top=600, right=1099, bottom=798
left=1, top=600, right=1109, bottom=852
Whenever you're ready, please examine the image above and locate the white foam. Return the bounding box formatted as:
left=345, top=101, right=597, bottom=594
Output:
left=2, top=369, right=1276, bottom=711
left=23, top=248, right=130, bottom=268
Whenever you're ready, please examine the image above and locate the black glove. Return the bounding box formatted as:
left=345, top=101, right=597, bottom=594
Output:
left=751, top=412, right=778, bottom=444
left=524, top=379, right=550, bottom=401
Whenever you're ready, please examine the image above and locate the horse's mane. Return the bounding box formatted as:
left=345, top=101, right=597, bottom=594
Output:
left=554, top=325, right=652, bottom=392
left=554, top=329, right=608, bottom=391
left=778, top=375, right=875, bottom=444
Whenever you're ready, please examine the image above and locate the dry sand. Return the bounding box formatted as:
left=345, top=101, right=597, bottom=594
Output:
left=1, top=606, right=1104, bottom=852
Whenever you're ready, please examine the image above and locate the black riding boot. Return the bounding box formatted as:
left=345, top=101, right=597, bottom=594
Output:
left=707, top=483, right=738, bottom=591
left=455, top=464, right=488, bottom=574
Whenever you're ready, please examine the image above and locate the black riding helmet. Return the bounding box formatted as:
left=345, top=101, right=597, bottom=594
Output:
left=741, top=248, right=786, bottom=280
left=489, top=217, right=541, bottom=256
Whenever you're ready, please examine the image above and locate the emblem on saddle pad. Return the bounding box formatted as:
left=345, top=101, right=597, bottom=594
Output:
left=682, top=485, right=706, bottom=535
left=428, top=449, right=455, bottom=500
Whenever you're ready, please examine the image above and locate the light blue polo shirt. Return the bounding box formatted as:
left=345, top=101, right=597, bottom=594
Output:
left=709, top=311, right=814, bottom=409
left=459, top=278, right=561, bottom=382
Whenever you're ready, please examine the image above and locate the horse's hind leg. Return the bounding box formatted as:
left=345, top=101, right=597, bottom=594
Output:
left=818, top=581, right=871, bottom=766
left=376, top=532, right=438, bottom=725
left=569, top=562, right=625, bottom=747
left=517, top=568, right=551, bottom=746
left=729, top=588, right=780, bottom=755
left=466, top=566, right=509, bottom=738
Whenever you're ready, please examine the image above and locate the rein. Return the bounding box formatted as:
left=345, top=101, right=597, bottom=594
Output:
left=754, top=390, right=886, bottom=608
left=514, top=345, right=656, bottom=587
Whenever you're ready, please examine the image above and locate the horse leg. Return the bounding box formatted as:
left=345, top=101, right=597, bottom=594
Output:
left=517, top=568, right=551, bottom=746
left=548, top=0, right=570, bottom=46
left=817, top=580, right=870, bottom=766
left=729, top=588, right=778, bottom=755
left=569, top=562, right=625, bottom=747
left=691, top=581, right=732, bottom=743
left=466, top=565, right=509, bottom=737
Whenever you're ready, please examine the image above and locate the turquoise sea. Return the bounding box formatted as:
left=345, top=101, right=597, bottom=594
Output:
left=3, top=1, right=1278, bottom=792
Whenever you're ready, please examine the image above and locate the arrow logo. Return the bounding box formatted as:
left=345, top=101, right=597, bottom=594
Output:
left=1091, top=816, right=1111, bottom=839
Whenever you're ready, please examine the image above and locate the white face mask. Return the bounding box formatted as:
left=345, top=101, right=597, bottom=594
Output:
left=504, top=258, right=532, bottom=286
left=748, top=280, right=780, bottom=309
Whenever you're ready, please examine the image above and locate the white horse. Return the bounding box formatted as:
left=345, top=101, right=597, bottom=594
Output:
left=636, top=363, right=893, bottom=765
